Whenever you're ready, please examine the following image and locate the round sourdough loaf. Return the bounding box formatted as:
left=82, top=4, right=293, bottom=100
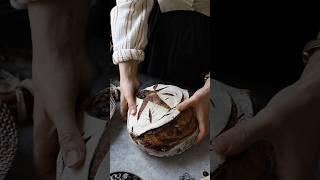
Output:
left=127, top=84, right=199, bottom=157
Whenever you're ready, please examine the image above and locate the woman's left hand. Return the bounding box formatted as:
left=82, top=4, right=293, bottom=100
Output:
left=178, top=79, right=210, bottom=144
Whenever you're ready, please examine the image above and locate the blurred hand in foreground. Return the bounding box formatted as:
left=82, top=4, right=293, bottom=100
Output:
left=213, top=50, right=320, bottom=180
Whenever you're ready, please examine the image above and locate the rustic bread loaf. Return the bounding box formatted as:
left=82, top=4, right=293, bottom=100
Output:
left=127, top=84, right=199, bottom=157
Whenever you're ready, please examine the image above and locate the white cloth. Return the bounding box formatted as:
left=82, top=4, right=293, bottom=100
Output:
left=110, top=0, right=210, bottom=64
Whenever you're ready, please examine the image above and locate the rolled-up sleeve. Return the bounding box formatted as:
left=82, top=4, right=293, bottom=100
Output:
left=110, top=0, right=154, bottom=65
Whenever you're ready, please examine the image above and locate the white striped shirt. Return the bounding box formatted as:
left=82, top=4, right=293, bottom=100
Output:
left=110, top=0, right=210, bottom=65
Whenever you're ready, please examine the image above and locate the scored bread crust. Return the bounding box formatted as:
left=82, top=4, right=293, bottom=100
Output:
left=132, top=127, right=199, bottom=157
left=128, top=84, right=198, bottom=157
left=127, top=84, right=189, bottom=137
left=130, top=108, right=198, bottom=157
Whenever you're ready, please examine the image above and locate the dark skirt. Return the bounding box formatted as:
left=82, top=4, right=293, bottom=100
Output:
left=139, top=1, right=211, bottom=89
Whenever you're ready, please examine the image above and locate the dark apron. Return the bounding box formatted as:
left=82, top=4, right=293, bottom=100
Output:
left=139, top=0, right=211, bottom=90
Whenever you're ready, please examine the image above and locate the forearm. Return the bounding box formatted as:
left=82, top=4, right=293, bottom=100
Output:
left=119, top=61, right=139, bottom=81
left=298, top=49, right=320, bottom=100
left=32, top=54, right=77, bottom=119
left=29, top=2, right=78, bottom=130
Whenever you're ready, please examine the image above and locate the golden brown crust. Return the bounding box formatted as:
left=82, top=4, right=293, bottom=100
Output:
left=131, top=109, right=197, bottom=152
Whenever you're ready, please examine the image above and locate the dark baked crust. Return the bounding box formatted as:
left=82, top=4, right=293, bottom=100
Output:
left=86, top=88, right=109, bottom=121
left=131, top=108, right=198, bottom=152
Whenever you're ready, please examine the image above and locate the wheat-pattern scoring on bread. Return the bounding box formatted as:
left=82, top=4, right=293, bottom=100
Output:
left=127, top=84, right=199, bottom=157
left=127, top=84, right=189, bottom=137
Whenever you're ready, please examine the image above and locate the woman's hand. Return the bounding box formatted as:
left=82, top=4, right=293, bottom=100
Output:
left=213, top=50, right=320, bottom=180
left=28, top=0, right=91, bottom=178
left=178, top=79, right=210, bottom=144
left=119, top=61, right=140, bottom=118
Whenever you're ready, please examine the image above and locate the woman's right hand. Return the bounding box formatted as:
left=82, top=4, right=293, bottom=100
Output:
left=213, top=50, right=320, bottom=180
left=119, top=61, right=140, bottom=118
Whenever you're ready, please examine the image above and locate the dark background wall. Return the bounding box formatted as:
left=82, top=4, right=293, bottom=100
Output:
left=213, top=0, right=320, bottom=96
left=0, top=2, right=31, bottom=49
left=0, top=0, right=116, bottom=80
left=0, top=0, right=114, bottom=49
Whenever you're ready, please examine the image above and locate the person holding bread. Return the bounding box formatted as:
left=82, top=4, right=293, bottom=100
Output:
left=110, top=0, right=211, bottom=144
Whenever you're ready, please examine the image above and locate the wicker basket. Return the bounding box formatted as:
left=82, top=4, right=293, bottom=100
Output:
left=0, top=102, right=18, bottom=180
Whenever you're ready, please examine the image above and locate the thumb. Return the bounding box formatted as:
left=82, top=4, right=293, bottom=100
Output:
left=178, top=95, right=198, bottom=112
left=213, top=112, right=269, bottom=157
left=57, top=124, right=85, bottom=168
left=126, top=92, right=137, bottom=115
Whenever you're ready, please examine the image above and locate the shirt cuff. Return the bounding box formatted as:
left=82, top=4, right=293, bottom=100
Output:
left=112, top=49, right=145, bottom=64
